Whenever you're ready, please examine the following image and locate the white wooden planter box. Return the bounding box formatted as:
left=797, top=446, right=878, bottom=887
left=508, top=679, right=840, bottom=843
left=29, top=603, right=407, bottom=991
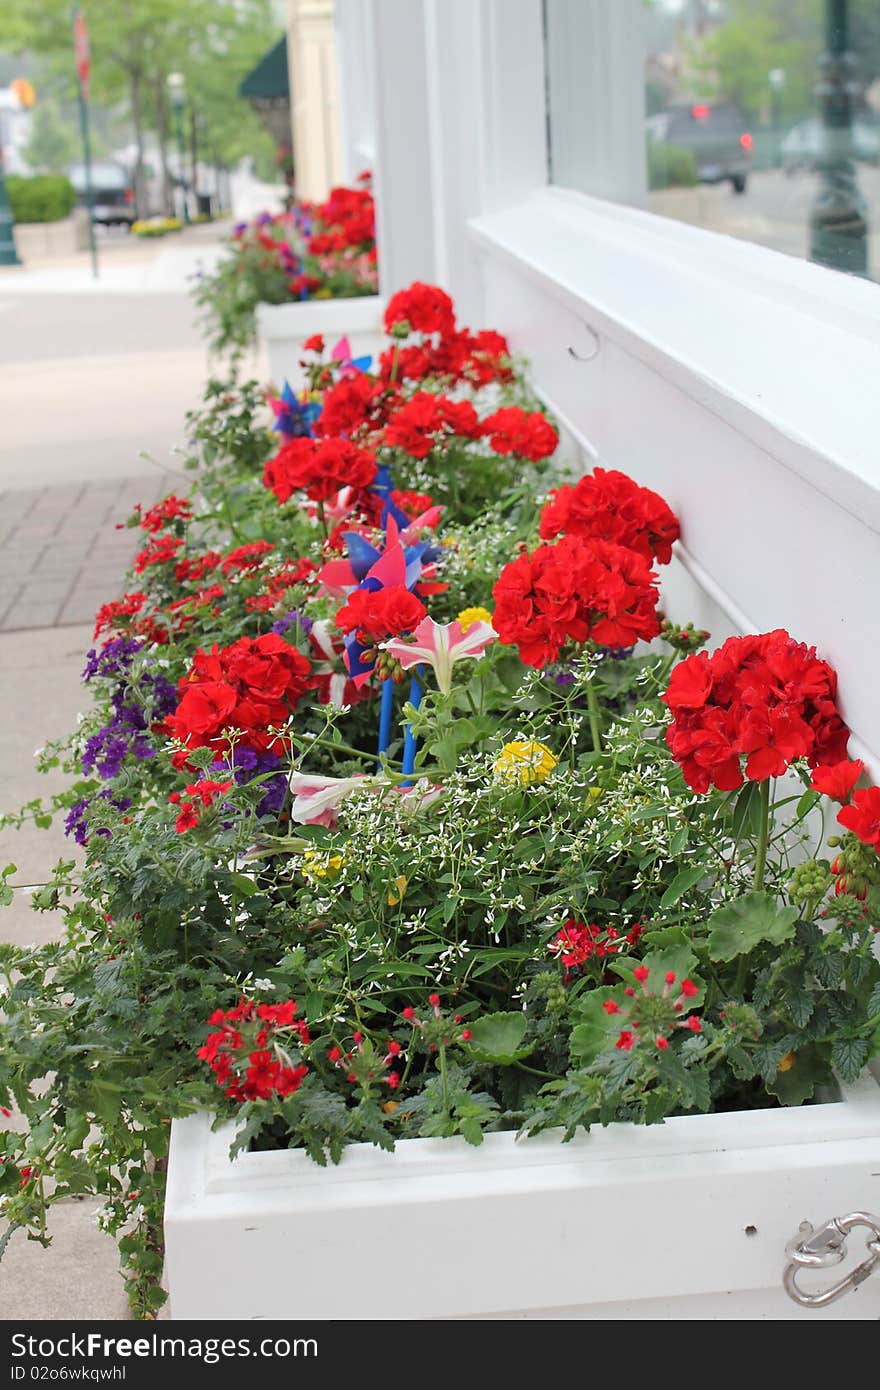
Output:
left=256, top=295, right=385, bottom=385
left=164, top=1069, right=880, bottom=1320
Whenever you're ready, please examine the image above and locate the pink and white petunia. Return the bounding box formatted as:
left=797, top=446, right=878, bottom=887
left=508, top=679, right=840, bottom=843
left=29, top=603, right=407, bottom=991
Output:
left=383, top=615, right=497, bottom=695
left=288, top=772, right=371, bottom=827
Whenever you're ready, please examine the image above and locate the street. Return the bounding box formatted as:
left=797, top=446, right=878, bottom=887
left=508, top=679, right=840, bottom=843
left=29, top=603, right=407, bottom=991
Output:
left=649, top=163, right=880, bottom=273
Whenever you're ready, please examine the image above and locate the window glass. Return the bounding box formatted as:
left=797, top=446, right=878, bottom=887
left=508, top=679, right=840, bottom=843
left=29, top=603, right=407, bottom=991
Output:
left=644, top=0, right=880, bottom=280
left=543, top=0, right=880, bottom=281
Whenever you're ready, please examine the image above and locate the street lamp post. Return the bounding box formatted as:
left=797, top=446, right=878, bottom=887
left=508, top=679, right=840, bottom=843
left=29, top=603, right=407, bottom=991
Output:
left=167, top=71, right=190, bottom=225
left=809, top=0, right=868, bottom=276
left=768, top=67, right=786, bottom=166
left=0, top=153, right=21, bottom=267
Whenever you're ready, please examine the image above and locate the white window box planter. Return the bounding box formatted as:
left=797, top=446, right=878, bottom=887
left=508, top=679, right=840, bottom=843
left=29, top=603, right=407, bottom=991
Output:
left=164, top=1069, right=880, bottom=1320
left=256, top=295, right=385, bottom=385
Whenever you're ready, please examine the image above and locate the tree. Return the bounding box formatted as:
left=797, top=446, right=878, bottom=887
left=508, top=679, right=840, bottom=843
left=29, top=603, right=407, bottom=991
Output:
left=23, top=97, right=79, bottom=174
left=0, top=0, right=278, bottom=214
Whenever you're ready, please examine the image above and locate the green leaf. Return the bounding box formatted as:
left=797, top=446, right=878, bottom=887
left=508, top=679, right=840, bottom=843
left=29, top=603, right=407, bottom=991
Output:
left=731, top=781, right=759, bottom=841
left=659, top=862, right=707, bottom=909
left=796, top=790, right=820, bottom=820
left=569, top=987, right=621, bottom=1065
left=465, top=1011, right=532, bottom=1064
left=612, top=945, right=703, bottom=1004
left=831, top=1037, right=870, bottom=1085
left=459, top=1117, right=484, bottom=1146
left=668, top=825, right=689, bottom=857
left=707, top=893, right=798, bottom=962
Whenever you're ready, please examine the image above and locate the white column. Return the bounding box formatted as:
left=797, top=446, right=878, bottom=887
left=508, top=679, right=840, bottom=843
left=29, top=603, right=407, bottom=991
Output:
left=364, top=0, right=438, bottom=293
left=287, top=0, right=342, bottom=201
left=334, top=0, right=376, bottom=182
left=364, top=0, right=548, bottom=312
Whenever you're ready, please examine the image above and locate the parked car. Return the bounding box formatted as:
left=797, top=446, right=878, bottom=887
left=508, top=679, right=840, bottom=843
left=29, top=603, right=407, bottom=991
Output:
left=646, top=102, right=752, bottom=193
left=67, top=160, right=135, bottom=227
left=781, top=117, right=880, bottom=174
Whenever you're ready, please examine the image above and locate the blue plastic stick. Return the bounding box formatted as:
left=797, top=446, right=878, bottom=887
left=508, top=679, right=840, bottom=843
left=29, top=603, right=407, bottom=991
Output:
left=377, top=677, right=395, bottom=765
left=401, top=669, right=424, bottom=783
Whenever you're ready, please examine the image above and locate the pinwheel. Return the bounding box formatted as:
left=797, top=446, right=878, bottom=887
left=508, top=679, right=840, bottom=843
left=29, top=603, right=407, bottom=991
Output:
left=266, top=380, right=321, bottom=438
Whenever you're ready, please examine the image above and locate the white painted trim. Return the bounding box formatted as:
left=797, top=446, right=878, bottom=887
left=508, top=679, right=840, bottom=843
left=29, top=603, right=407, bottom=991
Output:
left=165, top=1072, right=880, bottom=1320
left=470, top=187, right=880, bottom=533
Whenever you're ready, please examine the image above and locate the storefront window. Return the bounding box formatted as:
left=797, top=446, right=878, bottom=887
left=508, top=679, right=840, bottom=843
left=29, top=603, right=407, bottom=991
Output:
left=545, top=0, right=880, bottom=281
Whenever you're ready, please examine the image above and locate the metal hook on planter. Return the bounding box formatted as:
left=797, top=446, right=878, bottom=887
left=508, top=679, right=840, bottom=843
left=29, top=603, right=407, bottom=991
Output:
left=783, top=1212, right=880, bottom=1308
left=566, top=322, right=601, bottom=363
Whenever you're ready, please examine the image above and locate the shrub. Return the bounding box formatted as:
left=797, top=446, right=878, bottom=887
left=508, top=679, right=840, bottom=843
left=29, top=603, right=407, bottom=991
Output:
left=6, top=174, right=76, bottom=224
left=647, top=141, right=698, bottom=190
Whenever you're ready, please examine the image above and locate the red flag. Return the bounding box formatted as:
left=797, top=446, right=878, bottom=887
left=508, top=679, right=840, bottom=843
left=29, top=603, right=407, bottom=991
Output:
left=73, top=10, right=90, bottom=103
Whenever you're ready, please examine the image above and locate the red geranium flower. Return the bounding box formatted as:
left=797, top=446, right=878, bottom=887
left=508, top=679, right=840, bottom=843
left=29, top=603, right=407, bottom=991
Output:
left=664, top=630, right=850, bottom=794
left=492, top=535, right=660, bottom=668
left=335, top=584, right=427, bottom=644
left=384, top=282, right=456, bottom=337
left=837, top=785, right=880, bottom=848
left=540, top=468, right=680, bottom=565
left=481, top=407, right=559, bottom=462
left=383, top=392, right=481, bottom=459
left=165, top=633, right=312, bottom=756
left=810, top=759, right=864, bottom=803
left=263, top=436, right=377, bottom=504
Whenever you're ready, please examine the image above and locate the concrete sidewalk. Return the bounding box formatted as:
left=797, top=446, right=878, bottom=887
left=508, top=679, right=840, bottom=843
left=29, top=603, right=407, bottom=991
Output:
left=0, top=626, right=130, bottom=1320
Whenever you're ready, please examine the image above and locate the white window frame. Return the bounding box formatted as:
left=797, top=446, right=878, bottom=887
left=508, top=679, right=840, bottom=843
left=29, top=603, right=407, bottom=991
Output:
left=341, top=0, right=880, bottom=773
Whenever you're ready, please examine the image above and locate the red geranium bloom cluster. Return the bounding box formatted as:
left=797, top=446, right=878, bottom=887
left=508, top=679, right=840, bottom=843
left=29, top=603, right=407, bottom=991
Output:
left=379, top=284, right=513, bottom=388
left=335, top=585, right=427, bottom=644
left=93, top=591, right=148, bottom=640
left=263, top=436, right=377, bottom=504
left=134, top=534, right=183, bottom=573
left=221, top=540, right=275, bottom=575
left=384, top=282, right=456, bottom=337
left=307, top=183, right=375, bottom=255
left=168, top=777, right=233, bottom=834
left=165, top=632, right=312, bottom=755
left=138, top=494, right=192, bottom=533
left=550, top=919, right=645, bottom=974
left=199, top=998, right=310, bottom=1102
left=383, top=392, right=482, bottom=459
left=480, top=407, right=559, bottom=462
left=492, top=535, right=660, bottom=668
left=245, top=557, right=318, bottom=614
left=316, top=372, right=390, bottom=439
left=540, top=468, right=680, bottom=564
left=664, top=630, right=850, bottom=794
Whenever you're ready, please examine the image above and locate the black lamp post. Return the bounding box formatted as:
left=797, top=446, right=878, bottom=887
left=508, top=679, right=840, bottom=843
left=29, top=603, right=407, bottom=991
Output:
left=809, top=0, right=868, bottom=276
left=0, top=155, right=21, bottom=267
left=167, top=71, right=190, bottom=225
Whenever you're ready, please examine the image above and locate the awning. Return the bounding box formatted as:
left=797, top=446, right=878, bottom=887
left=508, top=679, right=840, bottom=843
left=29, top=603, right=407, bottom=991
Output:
left=239, top=36, right=289, bottom=101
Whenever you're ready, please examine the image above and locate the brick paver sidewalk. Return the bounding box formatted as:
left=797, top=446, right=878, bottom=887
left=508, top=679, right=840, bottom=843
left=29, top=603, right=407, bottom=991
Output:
left=0, top=474, right=177, bottom=632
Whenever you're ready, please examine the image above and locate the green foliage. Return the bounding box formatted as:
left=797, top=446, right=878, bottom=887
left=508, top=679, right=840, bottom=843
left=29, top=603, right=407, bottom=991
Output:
left=6, top=174, right=75, bottom=224
left=646, top=141, right=698, bottom=190
left=23, top=98, right=79, bottom=175
left=2, top=322, right=880, bottom=1323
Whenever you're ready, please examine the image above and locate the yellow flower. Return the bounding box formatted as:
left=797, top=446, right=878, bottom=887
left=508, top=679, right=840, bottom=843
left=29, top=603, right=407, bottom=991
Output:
left=494, top=740, right=558, bottom=786
left=314, top=289, right=332, bottom=299
left=387, top=875, right=408, bottom=906
left=778, top=1051, right=797, bottom=1073
left=457, top=606, right=494, bottom=632
left=301, top=849, right=345, bottom=885
left=587, top=787, right=604, bottom=803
